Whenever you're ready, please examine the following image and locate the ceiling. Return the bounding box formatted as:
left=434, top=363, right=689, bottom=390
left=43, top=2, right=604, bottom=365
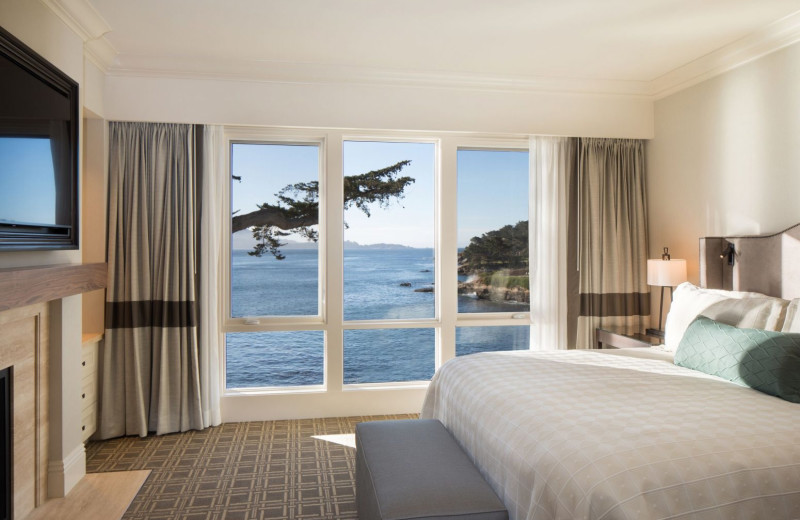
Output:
left=70, top=0, right=800, bottom=96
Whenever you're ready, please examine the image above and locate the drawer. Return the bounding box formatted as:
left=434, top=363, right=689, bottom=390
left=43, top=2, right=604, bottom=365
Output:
left=81, top=404, right=97, bottom=442
left=81, top=373, right=97, bottom=409
left=81, top=341, right=97, bottom=377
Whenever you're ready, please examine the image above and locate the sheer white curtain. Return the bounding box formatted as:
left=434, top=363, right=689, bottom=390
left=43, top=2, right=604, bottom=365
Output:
left=529, top=136, right=574, bottom=350
left=199, top=125, right=224, bottom=427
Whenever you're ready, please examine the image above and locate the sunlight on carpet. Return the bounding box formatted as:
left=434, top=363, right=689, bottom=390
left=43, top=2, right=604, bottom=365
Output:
left=311, top=434, right=356, bottom=449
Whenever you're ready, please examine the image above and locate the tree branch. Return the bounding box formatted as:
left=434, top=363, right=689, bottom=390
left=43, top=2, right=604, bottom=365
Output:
left=231, top=205, right=318, bottom=234
left=232, top=159, right=414, bottom=257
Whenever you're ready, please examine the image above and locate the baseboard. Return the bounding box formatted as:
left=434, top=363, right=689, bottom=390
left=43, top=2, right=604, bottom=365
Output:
left=47, top=444, right=86, bottom=498
left=221, top=386, right=427, bottom=422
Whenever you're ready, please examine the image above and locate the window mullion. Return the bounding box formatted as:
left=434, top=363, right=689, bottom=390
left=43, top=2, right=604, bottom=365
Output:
left=438, top=138, right=458, bottom=367
left=325, top=131, right=345, bottom=392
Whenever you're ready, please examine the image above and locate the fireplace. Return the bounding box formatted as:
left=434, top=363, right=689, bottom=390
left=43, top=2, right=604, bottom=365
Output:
left=0, top=367, right=10, bottom=520
left=0, top=264, right=106, bottom=518
left=0, top=302, right=49, bottom=520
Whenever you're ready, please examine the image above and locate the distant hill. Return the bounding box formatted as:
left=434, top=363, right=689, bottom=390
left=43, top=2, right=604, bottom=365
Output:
left=344, top=241, right=415, bottom=250
left=232, top=230, right=416, bottom=251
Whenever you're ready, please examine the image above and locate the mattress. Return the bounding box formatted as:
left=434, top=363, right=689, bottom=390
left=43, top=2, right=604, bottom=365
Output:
left=420, top=350, right=800, bottom=520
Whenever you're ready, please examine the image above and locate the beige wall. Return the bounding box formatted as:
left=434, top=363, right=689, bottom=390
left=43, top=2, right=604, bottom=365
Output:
left=81, top=116, right=108, bottom=335
left=103, top=74, right=654, bottom=139
left=84, top=59, right=106, bottom=118
left=647, top=41, right=800, bottom=289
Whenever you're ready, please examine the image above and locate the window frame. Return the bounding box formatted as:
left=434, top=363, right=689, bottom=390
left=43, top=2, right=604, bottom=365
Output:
left=222, top=128, right=328, bottom=394
left=224, top=130, right=327, bottom=329
left=452, top=140, right=532, bottom=328
left=339, top=135, right=441, bottom=386
left=220, top=128, right=533, bottom=399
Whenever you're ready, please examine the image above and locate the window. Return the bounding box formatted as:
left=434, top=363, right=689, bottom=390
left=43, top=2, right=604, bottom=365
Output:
left=455, top=326, right=530, bottom=356
left=455, top=148, right=530, bottom=354
left=222, top=130, right=534, bottom=398
left=457, top=149, right=529, bottom=314
left=344, top=328, right=435, bottom=384
left=227, top=141, right=323, bottom=388
left=342, top=141, right=435, bottom=320
left=342, top=140, right=436, bottom=384
left=226, top=331, right=324, bottom=388
left=230, top=142, right=320, bottom=317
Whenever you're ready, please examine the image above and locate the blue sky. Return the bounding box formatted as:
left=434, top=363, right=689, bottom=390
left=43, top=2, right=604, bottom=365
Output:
left=231, top=142, right=528, bottom=248
left=0, top=137, right=56, bottom=225
left=457, top=149, right=528, bottom=247
left=343, top=141, right=434, bottom=248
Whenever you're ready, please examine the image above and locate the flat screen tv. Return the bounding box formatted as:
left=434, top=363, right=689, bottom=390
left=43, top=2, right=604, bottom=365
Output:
left=0, top=25, right=79, bottom=250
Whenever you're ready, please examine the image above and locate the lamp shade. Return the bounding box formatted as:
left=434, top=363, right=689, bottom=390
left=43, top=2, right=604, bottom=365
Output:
left=647, top=258, right=687, bottom=287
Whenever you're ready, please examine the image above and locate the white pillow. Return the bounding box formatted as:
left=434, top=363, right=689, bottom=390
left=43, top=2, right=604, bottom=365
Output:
left=782, top=299, right=800, bottom=333
left=662, top=282, right=789, bottom=352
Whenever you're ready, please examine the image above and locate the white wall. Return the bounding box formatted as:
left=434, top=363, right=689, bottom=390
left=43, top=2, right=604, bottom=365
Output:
left=647, top=41, right=800, bottom=286
left=104, top=74, right=654, bottom=138
left=84, top=59, right=106, bottom=118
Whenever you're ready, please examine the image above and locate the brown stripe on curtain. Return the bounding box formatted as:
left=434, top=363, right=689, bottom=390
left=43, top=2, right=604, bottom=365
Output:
left=106, top=301, right=197, bottom=328
left=579, top=292, right=650, bottom=317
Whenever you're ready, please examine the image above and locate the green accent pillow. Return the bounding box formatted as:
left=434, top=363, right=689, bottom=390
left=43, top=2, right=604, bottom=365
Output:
left=675, top=316, right=800, bottom=403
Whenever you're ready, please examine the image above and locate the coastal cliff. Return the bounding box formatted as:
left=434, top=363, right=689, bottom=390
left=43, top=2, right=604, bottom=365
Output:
left=409, top=273, right=530, bottom=304
left=457, top=279, right=529, bottom=303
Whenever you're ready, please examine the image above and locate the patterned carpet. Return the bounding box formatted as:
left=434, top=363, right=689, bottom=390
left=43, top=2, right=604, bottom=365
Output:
left=85, top=414, right=417, bottom=520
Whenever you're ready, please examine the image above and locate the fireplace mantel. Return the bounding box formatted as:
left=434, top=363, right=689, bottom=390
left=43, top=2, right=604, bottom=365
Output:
left=0, top=263, right=107, bottom=313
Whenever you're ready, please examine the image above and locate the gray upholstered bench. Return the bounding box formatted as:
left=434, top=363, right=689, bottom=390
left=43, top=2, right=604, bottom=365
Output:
left=355, top=419, right=508, bottom=520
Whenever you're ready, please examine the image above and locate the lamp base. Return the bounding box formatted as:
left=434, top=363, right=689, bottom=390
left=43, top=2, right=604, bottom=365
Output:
left=645, top=328, right=665, bottom=338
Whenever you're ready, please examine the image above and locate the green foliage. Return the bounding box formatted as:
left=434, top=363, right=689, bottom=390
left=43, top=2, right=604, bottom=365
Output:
left=248, top=182, right=320, bottom=258
left=343, top=161, right=413, bottom=217
left=460, top=220, right=529, bottom=273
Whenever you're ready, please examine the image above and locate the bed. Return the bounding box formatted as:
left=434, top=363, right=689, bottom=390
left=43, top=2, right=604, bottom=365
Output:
left=420, top=224, right=800, bottom=520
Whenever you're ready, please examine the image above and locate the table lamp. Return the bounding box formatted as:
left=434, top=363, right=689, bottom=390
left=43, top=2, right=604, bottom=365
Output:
left=646, top=247, right=687, bottom=337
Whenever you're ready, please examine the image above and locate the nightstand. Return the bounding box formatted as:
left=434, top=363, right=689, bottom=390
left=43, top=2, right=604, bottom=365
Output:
left=595, top=327, right=663, bottom=349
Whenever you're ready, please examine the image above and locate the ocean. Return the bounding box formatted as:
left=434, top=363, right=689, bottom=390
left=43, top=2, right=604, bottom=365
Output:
left=226, top=248, right=530, bottom=388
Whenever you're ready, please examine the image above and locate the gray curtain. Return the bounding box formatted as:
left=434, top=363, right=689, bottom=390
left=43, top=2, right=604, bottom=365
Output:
left=98, top=121, right=204, bottom=438
left=574, top=138, right=650, bottom=348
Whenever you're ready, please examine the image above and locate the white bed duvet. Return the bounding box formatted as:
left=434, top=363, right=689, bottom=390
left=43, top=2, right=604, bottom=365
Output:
left=420, top=350, right=800, bottom=520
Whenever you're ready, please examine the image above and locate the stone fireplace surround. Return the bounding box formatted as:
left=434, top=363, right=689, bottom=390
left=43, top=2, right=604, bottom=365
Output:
left=0, top=303, right=49, bottom=520
left=0, top=264, right=106, bottom=520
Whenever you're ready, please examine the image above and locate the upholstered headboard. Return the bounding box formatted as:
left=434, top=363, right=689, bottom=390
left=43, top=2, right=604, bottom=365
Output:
left=700, top=223, right=800, bottom=299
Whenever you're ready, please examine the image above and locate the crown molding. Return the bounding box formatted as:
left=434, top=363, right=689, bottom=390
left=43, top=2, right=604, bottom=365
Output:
left=38, top=1, right=800, bottom=100
left=40, top=0, right=111, bottom=41
left=105, top=55, right=654, bottom=97
left=99, top=8, right=800, bottom=101
left=649, top=9, right=800, bottom=99
left=84, top=37, right=116, bottom=72
left=40, top=0, right=116, bottom=70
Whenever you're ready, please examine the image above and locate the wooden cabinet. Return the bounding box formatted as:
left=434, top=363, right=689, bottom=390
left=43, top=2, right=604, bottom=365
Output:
left=80, top=333, right=101, bottom=442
